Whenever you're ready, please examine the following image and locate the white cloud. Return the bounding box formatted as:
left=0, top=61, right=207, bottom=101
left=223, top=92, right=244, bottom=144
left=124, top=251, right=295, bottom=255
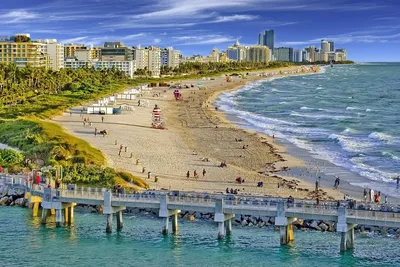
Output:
left=173, top=34, right=236, bottom=45
left=60, top=36, right=89, bottom=44
left=213, top=14, right=259, bottom=23
left=0, top=10, right=38, bottom=23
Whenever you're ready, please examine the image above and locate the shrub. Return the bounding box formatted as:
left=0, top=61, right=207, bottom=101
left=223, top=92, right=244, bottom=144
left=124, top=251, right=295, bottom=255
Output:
left=0, top=149, right=24, bottom=166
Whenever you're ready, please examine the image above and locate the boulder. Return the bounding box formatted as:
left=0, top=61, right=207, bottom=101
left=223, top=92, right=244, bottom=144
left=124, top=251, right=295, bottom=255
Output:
left=258, top=221, right=266, bottom=227
left=319, top=223, right=328, bottom=232
left=396, top=228, right=400, bottom=235
left=388, top=228, right=396, bottom=235
left=268, top=217, right=275, bottom=224
left=248, top=222, right=254, bottom=227
left=14, top=198, right=24, bottom=206
left=241, top=220, right=248, bottom=226
left=310, top=220, right=319, bottom=229
left=188, top=215, right=195, bottom=221
left=0, top=196, right=8, bottom=205
left=1, top=185, right=8, bottom=197
left=7, top=188, right=17, bottom=196
left=9, top=201, right=15, bottom=206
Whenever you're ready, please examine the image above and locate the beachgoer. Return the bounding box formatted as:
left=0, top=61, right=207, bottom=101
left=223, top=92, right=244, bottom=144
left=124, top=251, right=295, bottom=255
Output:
left=194, top=170, right=198, bottom=179
left=315, top=180, right=319, bottom=192
left=94, top=128, right=97, bottom=136
left=89, top=122, right=92, bottom=127
left=385, top=196, right=388, bottom=204
left=148, top=171, right=151, bottom=179
left=202, top=169, right=206, bottom=177
left=130, top=152, right=133, bottom=158
left=118, top=150, right=121, bottom=156
left=125, top=146, right=127, bottom=152
left=70, top=112, right=72, bottom=116
left=230, top=188, right=234, bottom=194
left=101, top=116, right=104, bottom=123
left=186, top=171, right=190, bottom=179
left=192, top=151, right=197, bottom=155
left=120, top=144, right=123, bottom=151
left=336, top=177, right=340, bottom=189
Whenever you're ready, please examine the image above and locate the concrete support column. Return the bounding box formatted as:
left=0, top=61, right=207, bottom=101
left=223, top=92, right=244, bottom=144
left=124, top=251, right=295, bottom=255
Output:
left=346, top=227, right=355, bottom=250
left=288, top=224, right=294, bottom=242
left=340, top=232, right=347, bottom=252
left=41, top=208, right=49, bottom=224
left=64, top=207, right=69, bottom=223
left=106, top=214, right=113, bottom=233
left=32, top=202, right=40, bottom=217
left=280, top=225, right=289, bottom=245
left=116, top=211, right=123, bottom=231
left=226, top=218, right=232, bottom=235
left=56, top=209, right=63, bottom=227
left=218, top=221, right=225, bottom=239
left=69, top=206, right=74, bottom=224
left=162, top=217, right=169, bottom=235
left=172, top=213, right=178, bottom=233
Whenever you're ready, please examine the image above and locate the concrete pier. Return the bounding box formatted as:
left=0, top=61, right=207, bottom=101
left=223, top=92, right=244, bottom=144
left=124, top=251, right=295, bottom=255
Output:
left=41, top=208, right=49, bottom=224
left=337, top=206, right=357, bottom=252
left=162, top=217, right=169, bottom=235
left=106, top=214, right=113, bottom=233
left=214, top=198, right=234, bottom=239
left=172, top=213, right=178, bottom=233
left=275, top=201, right=295, bottom=245
left=56, top=209, right=63, bottom=227
left=217, top=221, right=225, bottom=239
left=226, top=218, right=232, bottom=235
left=116, top=211, right=123, bottom=230
left=158, top=194, right=180, bottom=235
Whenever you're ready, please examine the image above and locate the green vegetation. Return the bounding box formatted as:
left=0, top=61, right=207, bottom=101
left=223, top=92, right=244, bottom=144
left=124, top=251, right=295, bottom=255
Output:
left=159, top=61, right=295, bottom=76
left=0, top=149, right=24, bottom=166
left=0, top=60, right=303, bottom=189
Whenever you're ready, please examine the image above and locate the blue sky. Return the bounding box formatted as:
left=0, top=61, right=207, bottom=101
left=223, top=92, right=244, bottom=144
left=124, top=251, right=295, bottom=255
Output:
left=1, top=0, right=399, bottom=61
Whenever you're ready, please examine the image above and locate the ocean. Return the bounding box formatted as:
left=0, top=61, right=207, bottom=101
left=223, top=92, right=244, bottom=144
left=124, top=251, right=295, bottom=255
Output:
left=1, top=207, right=400, bottom=267
left=217, top=63, right=400, bottom=198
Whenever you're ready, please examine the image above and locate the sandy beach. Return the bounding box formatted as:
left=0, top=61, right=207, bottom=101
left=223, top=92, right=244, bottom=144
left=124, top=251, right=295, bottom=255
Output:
left=53, top=66, right=344, bottom=200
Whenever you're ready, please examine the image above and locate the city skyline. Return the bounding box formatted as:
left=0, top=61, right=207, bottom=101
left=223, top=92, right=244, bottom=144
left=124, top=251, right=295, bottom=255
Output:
left=0, top=0, right=399, bottom=61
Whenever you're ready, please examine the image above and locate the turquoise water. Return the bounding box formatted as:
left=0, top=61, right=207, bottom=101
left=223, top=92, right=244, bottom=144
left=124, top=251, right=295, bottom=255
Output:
left=217, top=63, right=400, bottom=197
left=1, top=207, right=400, bottom=266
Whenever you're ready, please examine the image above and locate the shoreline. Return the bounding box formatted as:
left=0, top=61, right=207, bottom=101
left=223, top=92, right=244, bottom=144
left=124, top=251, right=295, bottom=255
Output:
left=53, top=66, right=343, bottom=200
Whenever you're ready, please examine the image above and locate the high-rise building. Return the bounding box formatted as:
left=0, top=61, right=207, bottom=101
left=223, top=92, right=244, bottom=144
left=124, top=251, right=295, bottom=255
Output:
left=209, top=48, right=220, bottom=62
left=227, top=39, right=248, bottom=62
left=160, top=47, right=181, bottom=68
left=64, top=43, right=86, bottom=58
left=0, top=34, right=49, bottom=68
left=148, top=46, right=161, bottom=77
left=133, top=45, right=149, bottom=70
left=42, top=39, right=64, bottom=70
left=321, top=40, right=330, bottom=54
left=294, top=49, right=303, bottom=62
left=305, top=46, right=316, bottom=62
left=101, top=42, right=132, bottom=61
left=246, top=45, right=270, bottom=63
left=74, top=46, right=102, bottom=62
left=258, top=30, right=275, bottom=49
left=272, top=47, right=293, bottom=62
left=302, top=50, right=310, bottom=62
left=328, top=41, right=334, bottom=52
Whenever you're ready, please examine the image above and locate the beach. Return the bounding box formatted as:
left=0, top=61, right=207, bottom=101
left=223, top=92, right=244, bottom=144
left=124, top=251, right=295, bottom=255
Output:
left=53, top=66, right=344, bottom=200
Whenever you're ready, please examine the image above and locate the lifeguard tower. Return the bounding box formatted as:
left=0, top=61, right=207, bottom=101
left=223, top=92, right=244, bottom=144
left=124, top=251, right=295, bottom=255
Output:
left=151, top=104, right=166, bottom=129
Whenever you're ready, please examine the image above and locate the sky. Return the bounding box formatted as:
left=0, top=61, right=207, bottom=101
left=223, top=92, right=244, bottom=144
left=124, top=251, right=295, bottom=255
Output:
left=0, top=0, right=399, bottom=62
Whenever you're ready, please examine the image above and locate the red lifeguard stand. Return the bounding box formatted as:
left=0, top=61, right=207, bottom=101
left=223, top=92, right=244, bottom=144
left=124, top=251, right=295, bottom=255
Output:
left=173, top=89, right=183, bottom=100
left=152, top=104, right=166, bottom=129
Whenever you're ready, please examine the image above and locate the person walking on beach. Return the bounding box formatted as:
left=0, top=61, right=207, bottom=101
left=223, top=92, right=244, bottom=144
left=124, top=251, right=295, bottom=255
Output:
left=94, top=128, right=97, bottom=136
left=124, top=146, right=127, bottom=152
left=202, top=169, right=206, bottom=177
left=101, top=116, right=104, bottom=123
left=186, top=171, right=190, bottom=179
left=194, top=170, right=198, bottom=179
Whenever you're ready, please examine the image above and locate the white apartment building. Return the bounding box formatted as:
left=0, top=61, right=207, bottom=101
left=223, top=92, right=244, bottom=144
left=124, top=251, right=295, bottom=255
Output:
left=64, top=58, right=136, bottom=78
left=148, top=46, right=161, bottom=77
left=43, top=39, right=64, bottom=70
left=75, top=49, right=91, bottom=61
left=134, top=45, right=149, bottom=70
left=161, top=47, right=181, bottom=68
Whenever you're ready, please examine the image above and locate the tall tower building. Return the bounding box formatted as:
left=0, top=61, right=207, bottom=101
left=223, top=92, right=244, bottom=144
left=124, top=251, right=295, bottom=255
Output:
left=321, top=40, right=330, bottom=54
left=258, top=30, right=275, bottom=49
left=328, top=41, right=334, bottom=52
